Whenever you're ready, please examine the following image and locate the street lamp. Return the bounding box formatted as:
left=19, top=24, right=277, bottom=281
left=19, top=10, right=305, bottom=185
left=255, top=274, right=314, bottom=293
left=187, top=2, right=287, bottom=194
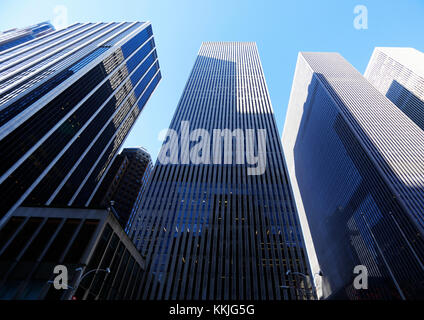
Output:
left=279, top=284, right=310, bottom=299
left=47, top=267, right=111, bottom=300
left=74, top=267, right=111, bottom=282
left=69, top=267, right=111, bottom=299
left=283, top=269, right=322, bottom=300
left=286, top=269, right=322, bottom=283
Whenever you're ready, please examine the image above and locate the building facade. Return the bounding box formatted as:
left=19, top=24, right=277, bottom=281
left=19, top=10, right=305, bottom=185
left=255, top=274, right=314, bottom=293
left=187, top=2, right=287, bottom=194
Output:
left=282, top=52, right=424, bottom=299
left=0, top=21, right=54, bottom=52
left=0, top=21, right=161, bottom=227
left=91, top=147, right=153, bottom=229
left=133, top=42, right=314, bottom=300
left=0, top=206, right=145, bottom=300
left=364, top=47, right=424, bottom=131
left=126, top=151, right=154, bottom=235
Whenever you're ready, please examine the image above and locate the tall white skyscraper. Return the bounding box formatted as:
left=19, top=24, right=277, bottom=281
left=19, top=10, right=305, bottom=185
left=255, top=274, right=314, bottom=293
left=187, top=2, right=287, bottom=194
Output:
left=282, top=52, right=424, bottom=300
left=365, top=47, right=424, bottom=131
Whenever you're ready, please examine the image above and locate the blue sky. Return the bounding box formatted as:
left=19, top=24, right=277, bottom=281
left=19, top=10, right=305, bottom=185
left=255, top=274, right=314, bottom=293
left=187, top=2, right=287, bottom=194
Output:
left=1, top=0, right=424, bottom=161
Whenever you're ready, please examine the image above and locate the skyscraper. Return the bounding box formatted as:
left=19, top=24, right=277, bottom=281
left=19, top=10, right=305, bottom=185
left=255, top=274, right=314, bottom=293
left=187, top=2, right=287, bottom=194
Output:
left=364, top=47, right=424, bottom=131
left=126, top=150, right=154, bottom=235
left=0, top=21, right=54, bottom=52
left=92, top=147, right=153, bottom=229
left=0, top=22, right=161, bottom=227
left=133, top=42, right=314, bottom=300
left=282, top=52, right=424, bottom=299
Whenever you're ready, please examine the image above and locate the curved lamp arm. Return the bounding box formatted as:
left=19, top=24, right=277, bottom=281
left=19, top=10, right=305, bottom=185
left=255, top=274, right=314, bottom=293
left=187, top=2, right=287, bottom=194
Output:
left=76, top=267, right=111, bottom=282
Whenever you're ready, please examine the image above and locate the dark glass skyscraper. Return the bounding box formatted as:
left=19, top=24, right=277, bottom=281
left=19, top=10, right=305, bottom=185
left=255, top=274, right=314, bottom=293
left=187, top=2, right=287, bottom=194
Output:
left=133, top=42, right=314, bottom=300
left=0, top=22, right=161, bottom=226
left=282, top=52, right=424, bottom=299
left=92, top=147, right=153, bottom=229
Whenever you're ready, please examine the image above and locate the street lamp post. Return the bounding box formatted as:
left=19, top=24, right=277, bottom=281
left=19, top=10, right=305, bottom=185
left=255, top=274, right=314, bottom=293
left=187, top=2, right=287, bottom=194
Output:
left=47, top=267, right=111, bottom=300
left=68, top=267, right=111, bottom=299
left=282, top=269, right=321, bottom=300
left=280, top=284, right=310, bottom=299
